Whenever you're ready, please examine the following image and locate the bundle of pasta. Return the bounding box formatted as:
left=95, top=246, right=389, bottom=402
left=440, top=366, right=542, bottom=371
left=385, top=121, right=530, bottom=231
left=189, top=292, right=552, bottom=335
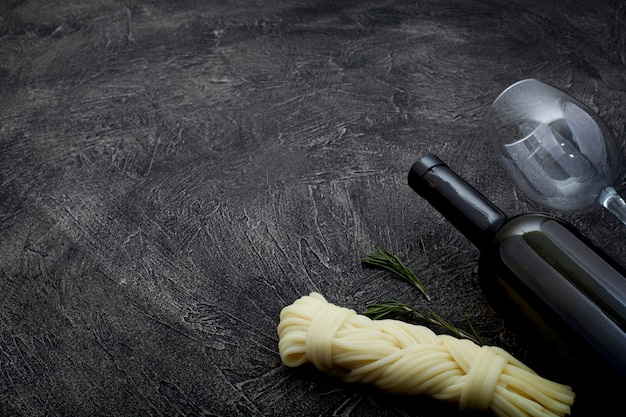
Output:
left=277, top=293, right=574, bottom=417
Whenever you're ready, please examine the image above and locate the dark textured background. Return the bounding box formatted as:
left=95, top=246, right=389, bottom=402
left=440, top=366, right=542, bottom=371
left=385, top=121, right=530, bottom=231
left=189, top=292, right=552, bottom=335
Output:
left=1, top=0, right=625, bottom=416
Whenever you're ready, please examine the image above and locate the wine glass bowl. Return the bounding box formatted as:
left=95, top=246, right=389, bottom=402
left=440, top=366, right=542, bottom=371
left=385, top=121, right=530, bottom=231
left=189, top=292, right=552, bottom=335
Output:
left=484, top=79, right=626, bottom=223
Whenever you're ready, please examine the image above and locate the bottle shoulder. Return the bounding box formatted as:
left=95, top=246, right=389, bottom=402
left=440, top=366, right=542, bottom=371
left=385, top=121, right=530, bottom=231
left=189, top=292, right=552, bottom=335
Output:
left=491, top=213, right=572, bottom=241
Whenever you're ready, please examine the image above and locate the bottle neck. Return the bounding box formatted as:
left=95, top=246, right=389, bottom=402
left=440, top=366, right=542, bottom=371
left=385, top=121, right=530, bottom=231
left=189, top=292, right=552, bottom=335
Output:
left=408, top=155, right=508, bottom=248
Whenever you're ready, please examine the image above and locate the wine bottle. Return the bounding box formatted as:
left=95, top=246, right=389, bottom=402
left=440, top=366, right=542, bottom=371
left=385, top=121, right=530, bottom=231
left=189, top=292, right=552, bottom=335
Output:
left=407, top=155, right=626, bottom=392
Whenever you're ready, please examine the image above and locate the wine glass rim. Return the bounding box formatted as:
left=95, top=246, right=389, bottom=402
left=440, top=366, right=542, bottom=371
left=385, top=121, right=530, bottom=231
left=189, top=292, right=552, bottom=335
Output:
left=492, top=78, right=547, bottom=106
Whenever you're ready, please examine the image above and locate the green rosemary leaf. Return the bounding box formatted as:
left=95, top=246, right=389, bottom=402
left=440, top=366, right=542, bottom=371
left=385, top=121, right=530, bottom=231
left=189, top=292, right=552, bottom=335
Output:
left=363, top=300, right=484, bottom=346
left=363, top=300, right=420, bottom=321
left=427, top=309, right=484, bottom=346
left=464, top=315, right=485, bottom=346
left=362, top=245, right=431, bottom=301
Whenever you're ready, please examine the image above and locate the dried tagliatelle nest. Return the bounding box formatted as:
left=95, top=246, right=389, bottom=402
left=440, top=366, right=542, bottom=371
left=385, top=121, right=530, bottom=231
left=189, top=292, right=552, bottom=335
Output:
left=277, top=293, right=575, bottom=417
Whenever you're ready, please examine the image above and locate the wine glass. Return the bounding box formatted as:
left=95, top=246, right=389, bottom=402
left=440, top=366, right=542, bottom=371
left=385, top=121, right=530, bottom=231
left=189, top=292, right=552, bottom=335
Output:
left=483, top=78, right=626, bottom=225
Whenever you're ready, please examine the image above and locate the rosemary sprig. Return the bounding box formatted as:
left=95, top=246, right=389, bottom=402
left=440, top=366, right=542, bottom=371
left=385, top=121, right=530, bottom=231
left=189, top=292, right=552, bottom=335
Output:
left=362, top=245, right=431, bottom=301
left=364, top=301, right=484, bottom=346
left=362, top=245, right=484, bottom=344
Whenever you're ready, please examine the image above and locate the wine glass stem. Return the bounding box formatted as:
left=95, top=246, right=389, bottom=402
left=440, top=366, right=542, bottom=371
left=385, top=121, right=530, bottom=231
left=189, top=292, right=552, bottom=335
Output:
left=598, top=186, right=626, bottom=226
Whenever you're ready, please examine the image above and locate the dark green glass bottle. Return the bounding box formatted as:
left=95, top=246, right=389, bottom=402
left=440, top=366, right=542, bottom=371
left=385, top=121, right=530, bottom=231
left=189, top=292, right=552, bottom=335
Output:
left=408, top=155, right=626, bottom=391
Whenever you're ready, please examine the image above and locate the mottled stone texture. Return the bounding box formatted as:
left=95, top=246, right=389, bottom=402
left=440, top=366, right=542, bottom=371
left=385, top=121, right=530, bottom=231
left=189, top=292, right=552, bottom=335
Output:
left=1, top=0, right=625, bottom=416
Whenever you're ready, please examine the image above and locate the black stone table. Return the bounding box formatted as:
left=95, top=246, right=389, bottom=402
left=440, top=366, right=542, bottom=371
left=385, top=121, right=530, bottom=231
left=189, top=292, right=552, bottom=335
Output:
left=1, top=1, right=625, bottom=416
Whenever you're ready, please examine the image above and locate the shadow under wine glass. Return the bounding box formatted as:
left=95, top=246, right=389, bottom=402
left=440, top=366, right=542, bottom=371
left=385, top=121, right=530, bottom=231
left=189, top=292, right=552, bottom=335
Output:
left=484, top=78, right=626, bottom=225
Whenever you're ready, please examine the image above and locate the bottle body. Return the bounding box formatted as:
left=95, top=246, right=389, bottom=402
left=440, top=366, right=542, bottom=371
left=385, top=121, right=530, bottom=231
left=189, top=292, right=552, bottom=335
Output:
left=479, top=213, right=626, bottom=383
left=408, top=155, right=626, bottom=388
